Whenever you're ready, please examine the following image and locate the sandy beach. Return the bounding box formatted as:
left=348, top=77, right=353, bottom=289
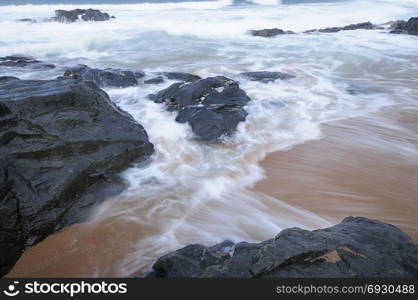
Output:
left=255, top=105, right=418, bottom=242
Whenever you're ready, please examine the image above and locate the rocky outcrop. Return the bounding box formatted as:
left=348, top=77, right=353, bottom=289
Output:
left=0, top=56, right=55, bottom=70
left=53, top=9, right=113, bottom=23
left=0, top=77, right=154, bottom=277
left=148, top=76, right=251, bottom=141
left=240, top=71, right=295, bottom=83
left=389, top=17, right=418, bottom=35
left=146, top=217, right=418, bottom=278
left=305, top=22, right=374, bottom=33
left=63, top=65, right=138, bottom=88
left=250, top=28, right=295, bottom=37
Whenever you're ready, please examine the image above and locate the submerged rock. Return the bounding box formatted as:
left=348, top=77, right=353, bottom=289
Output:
left=54, top=8, right=112, bottom=23
left=16, top=18, right=37, bottom=23
left=240, top=71, right=295, bottom=83
left=162, top=72, right=201, bottom=83
left=143, top=72, right=201, bottom=85
left=144, top=76, right=164, bottom=84
left=63, top=65, right=138, bottom=88
left=146, top=217, right=418, bottom=278
left=305, top=22, right=374, bottom=33
left=0, top=77, right=153, bottom=276
left=250, top=28, right=295, bottom=37
left=0, top=56, right=55, bottom=69
left=390, top=17, right=418, bottom=35
left=148, top=76, right=251, bottom=141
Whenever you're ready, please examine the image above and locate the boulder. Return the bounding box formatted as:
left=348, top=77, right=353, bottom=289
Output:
left=0, top=77, right=154, bottom=277
left=148, top=76, right=251, bottom=141
left=240, top=71, right=295, bottom=83
left=54, top=8, right=112, bottom=23
left=250, top=28, right=295, bottom=37
left=146, top=217, right=418, bottom=278
left=63, top=65, right=138, bottom=88
left=0, top=56, right=55, bottom=70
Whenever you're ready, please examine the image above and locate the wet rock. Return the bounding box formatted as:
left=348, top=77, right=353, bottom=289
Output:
left=63, top=65, right=138, bottom=88
left=305, top=22, right=374, bottom=33
left=146, top=217, right=418, bottom=278
left=144, top=76, right=164, bottom=84
left=0, top=77, right=154, bottom=277
left=390, top=17, right=418, bottom=35
left=162, top=72, right=201, bottom=82
left=134, top=71, right=146, bottom=79
left=143, top=72, right=201, bottom=84
left=406, top=17, right=418, bottom=35
left=148, top=76, right=251, bottom=141
left=240, top=71, right=295, bottom=83
left=54, top=8, right=112, bottom=23
left=250, top=28, right=296, bottom=37
left=0, top=56, right=55, bottom=70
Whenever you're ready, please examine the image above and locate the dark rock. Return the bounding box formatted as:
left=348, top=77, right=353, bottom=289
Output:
left=305, top=22, right=374, bottom=33
left=143, top=72, right=201, bottom=84
left=134, top=71, right=146, bottom=79
left=146, top=217, right=418, bottom=278
left=162, top=72, right=201, bottom=82
left=16, top=18, right=37, bottom=23
left=54, top=8, right=111, bottom=23
left=240, top=71, right=295, bottom=83
left=63, top=65, right=138, bottom=88
left=148, top=76, right=251, bottom=141
left=0, top=56, right=55, bottom=70
left=144, top=76, right=164, bottom=84
left=0, top=77, right=154, bottom=276
left=341, top=22, right=374, bottom=31
left=250, top=28, right=295, bottom=37
left=405, top=17, right=418, bottom=35
left=389, top=18, right=418, bottom=35
left=391, top=20, right=409, bottom=31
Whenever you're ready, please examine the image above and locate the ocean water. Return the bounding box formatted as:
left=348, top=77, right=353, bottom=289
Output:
left=1, top=0, right=418, bottom=276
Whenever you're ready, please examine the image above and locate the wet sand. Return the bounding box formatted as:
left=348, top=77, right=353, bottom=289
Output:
left=255, top=105, right=418, bottom=241
left=7, top=104, right=418, bottom=277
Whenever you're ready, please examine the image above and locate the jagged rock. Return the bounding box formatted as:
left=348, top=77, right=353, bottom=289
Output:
left=146, top=217, right=418, bottom=278
left=0, top=56, right=55, bottom=70
left=240, top=71, right=295, bottom=83
left=148, top=76, right=251, bottom=141
left=54, top=8, right=112, bottom=23
left=0, top=77, right=154, bottom=277
left=63, top=65, right=138, bottom=88
left=250, top=28, right=295, bottom=37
